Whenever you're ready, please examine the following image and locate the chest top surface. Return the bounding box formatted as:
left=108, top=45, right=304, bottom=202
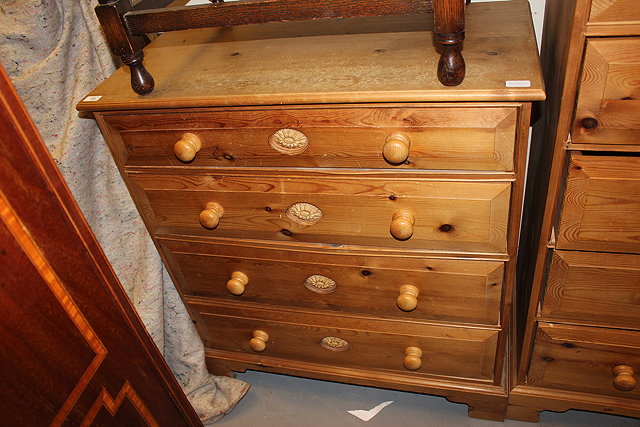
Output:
left=78, top=0, right=543, bottom=112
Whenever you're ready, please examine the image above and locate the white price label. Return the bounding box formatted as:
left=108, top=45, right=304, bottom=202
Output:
left=505, top=80, right=531, bottom=88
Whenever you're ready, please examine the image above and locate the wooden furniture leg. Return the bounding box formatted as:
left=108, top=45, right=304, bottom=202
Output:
left=95, top=0, right=155, bottom=95
left=434, top=0, right=466, bottom=86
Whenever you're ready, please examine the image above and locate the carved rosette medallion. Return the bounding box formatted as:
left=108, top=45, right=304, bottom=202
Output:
left=304, top=274, right=337, bottom=294
left=320, top=336, right=350, bottom=352
left=268, top=128, right=309, bottom=155
left=286, top=202, right=322, bottom=225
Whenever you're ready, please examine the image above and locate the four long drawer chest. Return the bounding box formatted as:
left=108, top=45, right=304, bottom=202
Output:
left=79, top=1, right=544, bottom=420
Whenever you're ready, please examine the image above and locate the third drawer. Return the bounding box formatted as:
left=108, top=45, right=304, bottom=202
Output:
left=540, top=250, right=640, bottom=330
left=160, top=237, right=505, bottom=326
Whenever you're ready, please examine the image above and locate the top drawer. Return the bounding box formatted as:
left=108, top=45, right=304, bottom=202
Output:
left=98, top=106, right=519, bottom=171
left=572, top=38, right=640, bottom=145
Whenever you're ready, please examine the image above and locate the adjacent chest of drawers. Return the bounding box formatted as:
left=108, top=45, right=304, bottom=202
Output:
left=80, top=1, right=543, bottom=421
left=509, top=0, right=640, bottom=421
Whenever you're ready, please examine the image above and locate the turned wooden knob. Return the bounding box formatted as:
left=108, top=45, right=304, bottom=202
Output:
left=382, top=132, right=411, bottom=165
left=613, top=365, right=636, bottom=392
left=404, top=346, right=423, bottom=370
left=249, top=330, right=269, bottom=352
left=199, top=202, right=224, bottom=229
left=390, top=210, right=415, bottom=240
left=396, top=285, right=419, bottom=311
left=174, top=133, right=202, bottom=162
left=226, top=271, right=249, bottom=296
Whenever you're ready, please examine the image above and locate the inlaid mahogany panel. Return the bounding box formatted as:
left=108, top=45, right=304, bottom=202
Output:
left=0, top=65, right=201, bottom=426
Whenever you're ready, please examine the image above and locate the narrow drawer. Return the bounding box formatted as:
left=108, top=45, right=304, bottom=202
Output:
left=189, top=300, right=499, bottom=381
left=541, top=250, right=640, bottom=329
left=528, top=323, right=640, bottom=399
left=160, top=238, right=504, bottom=326
left=99, top=106, right=518, bottom=171
left=588, top=0, right=640, bottom=26
left=572, top=38, right=640, bottom=145
left=556, top=154, right=640, bottom=254
left=131, top=173, right=511, bottom=254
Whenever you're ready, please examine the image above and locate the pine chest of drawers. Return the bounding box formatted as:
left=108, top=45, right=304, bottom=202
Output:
left=509, top=0, right=640, bottom=421
left=79, top=1, right=543, bottom=420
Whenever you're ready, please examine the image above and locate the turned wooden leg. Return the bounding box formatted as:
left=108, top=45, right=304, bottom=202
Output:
left=433, top=0, right=466, bottom=86
left=95, top=0, right=155, bottom=95
left=121, top=51, right=155, bottom=95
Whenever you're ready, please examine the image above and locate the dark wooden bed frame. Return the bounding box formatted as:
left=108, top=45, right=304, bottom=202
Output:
left=95, top=0, right=469, bottom=95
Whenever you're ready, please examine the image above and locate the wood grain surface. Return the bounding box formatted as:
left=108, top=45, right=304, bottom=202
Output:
left=527, top=323, right=640, bottom=400
left=0, top=64, right=201, bottom=426
left=188, top=299, right=499, bottom=381
left=159, top=237, right=505, bottom=326
left=129, top=172, right=511, bottom=254
left=572, top=38, right=640, bottom=145
left=540, top=250, right=640, bottom=330
left=78, top=1, right=544, bottom=111
left=556, top=154, right=640, bottom=253
left=588, top=0, right=640, bottom=26
left=125, top=0, right=434, bottom=35
left=100, top=105, right=518, bottom=171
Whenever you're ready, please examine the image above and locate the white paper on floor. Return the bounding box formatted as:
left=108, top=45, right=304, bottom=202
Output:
left=347, top=401, right=394, bottom=421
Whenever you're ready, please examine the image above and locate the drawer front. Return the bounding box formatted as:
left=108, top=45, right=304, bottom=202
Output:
left=588, top=0, right=640, bottom=25
left=190, top=301, right=498, bottom=381
left=101, top=106, right=518, bottom=171
left=528, top=323, right=640, bottom=399
left=557, top=154, right=640, bottom=253
left=572, top=38, right=640, bottom=145
left=160, top=238, right=504, bottom=326
left=132, top=173, right=511, bottom=254
left=540, top=250, right=640, bottom=329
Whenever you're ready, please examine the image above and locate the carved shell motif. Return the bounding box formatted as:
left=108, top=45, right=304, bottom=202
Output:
left=304, top=275, right=337, bottom=294
left=320, top=336, right=350, bottom=352
left=268, top=128, right=309, bottom=155
left=286, top=202, right=322, bottom=225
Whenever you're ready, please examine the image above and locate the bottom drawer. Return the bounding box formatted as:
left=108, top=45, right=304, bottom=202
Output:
left=527, top=323, right=640, bottom=399
left=190, top=300, right=498, bottom=381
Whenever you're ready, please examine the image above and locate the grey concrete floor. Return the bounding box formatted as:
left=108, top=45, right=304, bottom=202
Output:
left=216, top=371, right=639, bottom=427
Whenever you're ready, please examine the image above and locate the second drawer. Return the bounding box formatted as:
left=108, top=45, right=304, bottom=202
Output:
left=132, top=173, right=511, bottom=254
left=160, top=238, right=504, bottom=326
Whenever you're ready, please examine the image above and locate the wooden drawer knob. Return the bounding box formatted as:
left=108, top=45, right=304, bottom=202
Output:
left=174, top=133, right=202, bottom=162
left=390, top=210, right=415, bottom=240
left=613, top=365, right=636, bottom=392
left=396, top=285, right=419, bottom=311
left=382, top=132, right=411, bottom=165
left=403, top=346, right=422, bottom=370
left=226, top=271, right=248, bottom=296
left=199, top=202, right=224, bottom=229
left=250, top=330, right=269, bottom=352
